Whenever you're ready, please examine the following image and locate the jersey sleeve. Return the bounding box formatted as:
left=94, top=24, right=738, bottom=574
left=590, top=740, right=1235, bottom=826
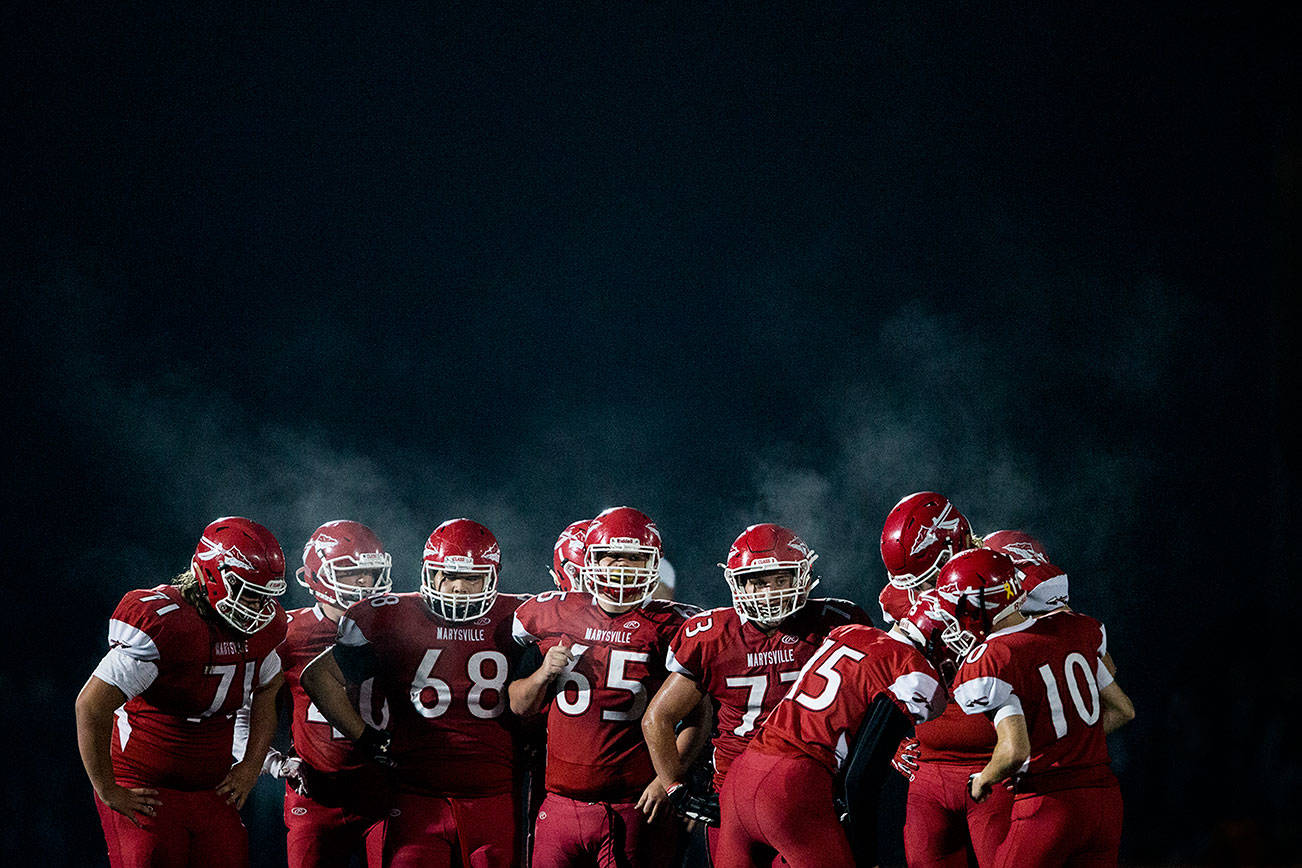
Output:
left=512, top=608, right=540, bottom=645
left=92, top=592, right=169, bottom=699
left=1094, top=620, right=1114, bottom=690
left=887, top=668, right=947, bottom=724
left=666, top=616, right=710, bottom=681
left=952, top=644, right=1022, bottom=724
left=256, top=649, right=282, bottom=687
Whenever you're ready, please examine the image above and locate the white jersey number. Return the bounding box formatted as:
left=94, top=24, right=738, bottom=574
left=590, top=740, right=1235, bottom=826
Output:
left=411, top=649, right=510, bottom=719
left=1037, top=652, right=1101, bottom=739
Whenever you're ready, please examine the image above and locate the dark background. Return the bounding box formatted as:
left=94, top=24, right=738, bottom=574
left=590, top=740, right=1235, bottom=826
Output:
left=4, top=3, right=1297, bottom=865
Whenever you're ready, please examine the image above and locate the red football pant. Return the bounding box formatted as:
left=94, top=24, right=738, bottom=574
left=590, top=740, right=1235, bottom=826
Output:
left=95, top=787, right=248, bottom=868
left=381, top=790, right=516, bottom=868
left=706, top=825, right=784, bottom=868
left=284, top=784, right=385, bottom=868
left=993, top=783, right=1123, bottom=867
left=715, top=749, right=853, bottom=868
left=530, top=792, right=677, bottom=868
left=904, top=761, right=1012, bottom=867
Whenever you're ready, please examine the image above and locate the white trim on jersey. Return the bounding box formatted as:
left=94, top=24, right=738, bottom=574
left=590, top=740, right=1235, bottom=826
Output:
left=953, top=674, right=1018, bottom=719
left=114, top=707, right=131, bottom=750
left=992, top=696, right=1025, bottom=725
left=888, top=670, right=946, bottom=724
left=257, top=649, right=282, bottom=686
left=106, top=618, right=161, bottom=661
left=665, top=647, right=697, bottom=680
left=92, top=648, right=160, bottom=700
left=511, top=612, right=539, bottom=646
left=232, top=705, right=251, bottom=761
left=1096, top=657, right=1115, bottom=691
left=337, top=614, right=370, bottom=648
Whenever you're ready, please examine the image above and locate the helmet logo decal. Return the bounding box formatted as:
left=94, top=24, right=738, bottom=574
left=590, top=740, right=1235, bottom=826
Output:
left=311, top=534, right=339, bottom=557
left=910, top=502, right=960, bottom=557
left=195, top=535, right=253, bottom=572
left=1001, top=541, right=1047, bottom=564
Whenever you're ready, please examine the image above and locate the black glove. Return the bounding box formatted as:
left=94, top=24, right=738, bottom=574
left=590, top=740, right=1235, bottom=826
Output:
left=355, top=725, right=396, bottom=768
left=667, top=781, right=720, bottom=826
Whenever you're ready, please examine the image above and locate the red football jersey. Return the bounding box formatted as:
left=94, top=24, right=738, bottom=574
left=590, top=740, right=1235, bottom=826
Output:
left=877, top=584, right=914, bottom=625
left=512, top=590, right=698, bottom=801
left=914, top=698, right=996, bottom=763
left=280, top=606, right=389, bottom=773
left=750, top=625, right=946, bottom=774
left=667, top=599, right=870, bottom=790
left=94, top=584, right=287, bottom=790
left=336, top=591, right=527, bottom=797
left=951, top=610, right=1114, bottom=793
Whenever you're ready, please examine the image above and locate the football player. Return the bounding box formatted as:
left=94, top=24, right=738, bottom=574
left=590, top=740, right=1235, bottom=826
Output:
left=980, top=529, right=1070, bottom=616
left=877, top=491, right=979, bottom=627
left=261, top=520, right=394, bottom=868
left=508, top=506, right=704, bottom=868
left=75, top=517, right=289, bottom=867
left=878, top=495, right=1018, bottom=868
left=714, top=593, right=949, bottom=868
left=300, top=518, right=528, bottom=868
left=548, top=519, right=590, bottom=592
left=937, top=548, right=1135, bottom=866
left=642, top=523, right=870, bottom=862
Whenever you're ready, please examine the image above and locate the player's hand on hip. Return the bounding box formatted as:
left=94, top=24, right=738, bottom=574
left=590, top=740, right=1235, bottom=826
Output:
left=100, top=783, right=161, bottom=827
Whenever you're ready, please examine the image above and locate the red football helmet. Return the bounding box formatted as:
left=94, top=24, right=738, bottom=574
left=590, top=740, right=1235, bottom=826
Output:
left=421, top=519, right=501, bottom=621
left=880, top=492, right=974, bottom=590
left=721, top=523, right=819, bottom=626
left=191, top=516, right=287, bottom=634
left=296, top=520, right=393, bottom=608
left=982, top=529, right=1050, bottom=566
left=897, top=589, right=960, bottom=683
left=982, top=529, right=1068, bottom=614
left=1019, top=562, right=1070, bottom=615
left=581, top=506, right=662, bottom=608
left=550, top=519, right=591, bottom=592
left=934, top=548, right=1024, bottom=659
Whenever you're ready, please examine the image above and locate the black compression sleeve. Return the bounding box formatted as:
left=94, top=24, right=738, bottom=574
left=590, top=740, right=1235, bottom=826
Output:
left=333, top=642, right=378, bottom=685
left=511, top=643, right=543, bottom=681
left=839, top=694, right=915, bottom=865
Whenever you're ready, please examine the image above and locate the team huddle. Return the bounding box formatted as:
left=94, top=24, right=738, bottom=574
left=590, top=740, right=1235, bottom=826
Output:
left=76, top=494, right=1135, bottom=868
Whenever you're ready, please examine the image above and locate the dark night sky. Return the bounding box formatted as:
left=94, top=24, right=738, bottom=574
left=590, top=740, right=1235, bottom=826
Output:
left=4, top=3, right=1297, bottom=865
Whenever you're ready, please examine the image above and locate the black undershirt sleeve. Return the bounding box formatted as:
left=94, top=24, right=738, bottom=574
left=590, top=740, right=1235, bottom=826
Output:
left=838, top=694, right=916, bottom=866
left=333, top=642, right=378, bottom=685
